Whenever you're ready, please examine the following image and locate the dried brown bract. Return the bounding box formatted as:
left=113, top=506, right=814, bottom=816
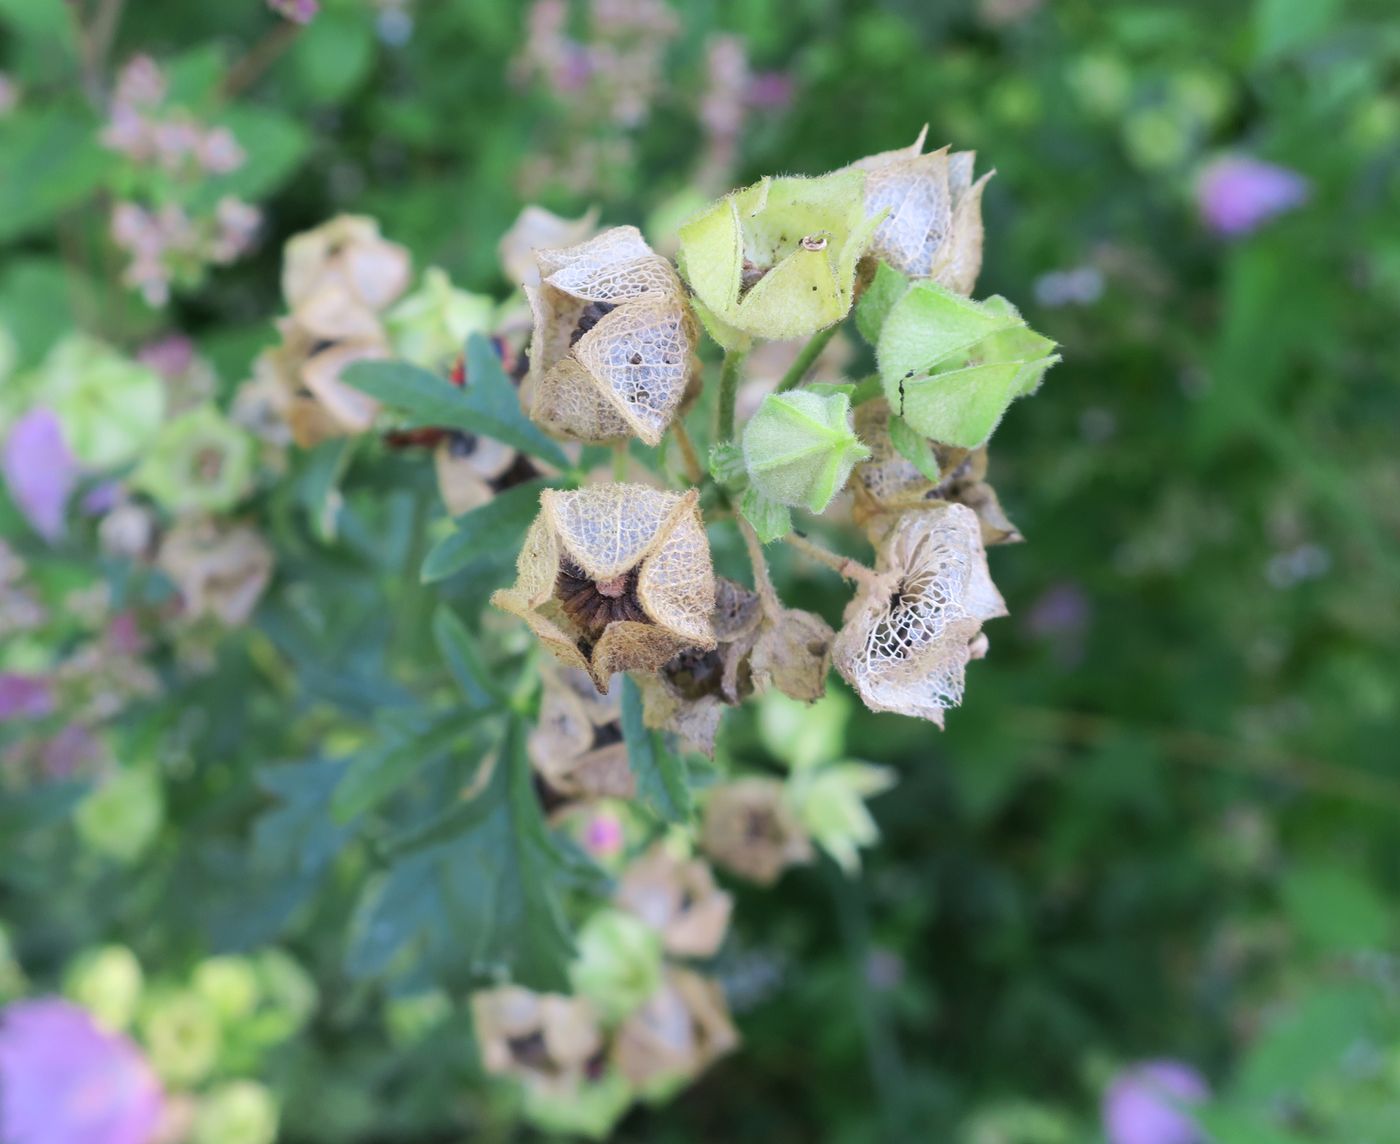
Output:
left=470, top=987, right=606, bottom=1099
left=612, top=969, right=739, bottom=1091
left=638, top=577, right=762, bottom=755
left=245, top=215, right=411, bottom=448
left=615, top=844, right=733, bottom=958
left=834, top=503, right=1007, bottom=726
left=528, top=665, right=635, bottom=812
left=849, top=127, right=991, bottom=294
left=700, top=777, right=813, bottom=886
left=526, top=227, right=699, bottom=446
left=851, top=399, right=1022, bottom=547
left=491, top=484, right=716, bottom=693
left=156, top=517, right=274, bottom=627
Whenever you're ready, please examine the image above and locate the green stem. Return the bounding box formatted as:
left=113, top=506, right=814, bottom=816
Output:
left=611, top=443, right=629, bottom=481
left=849, top=372, right=883, bottom=405
left=776, top=324, right=840, bottom=392
left=716, top=347, right=748, bottom=443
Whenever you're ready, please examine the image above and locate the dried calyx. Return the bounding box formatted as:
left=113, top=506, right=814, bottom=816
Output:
left=491, top=484, right=716, bottom=693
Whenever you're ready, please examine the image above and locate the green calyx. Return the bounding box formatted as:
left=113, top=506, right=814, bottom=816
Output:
left=133, top=405, right=256, bottom=515
left=678, top=170, right=879, bottom=342
left=742, top=390, right=871, bottom=515
left=877, top=282, right=1059, bottom=448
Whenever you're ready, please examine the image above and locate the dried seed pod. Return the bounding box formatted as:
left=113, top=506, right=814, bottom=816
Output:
left=699, top=777, right=813, bottom=886
left=834, top=503, right=1007, bottom=726
left=499, top=204, right=601, bottom=288
left=528, top=665, right=635, bottom=813
left=748, top=606, right=835, bottom=703
left=491, top=484, right=716, bottom=693
left=849, top=127, right=991, bottom=294
left=677, top=170, right=878, bottom=345
left=611, top=969, right=739, bottom=1095
left=470, top=987, right=612, bottom=1103
left=615, top=844, right=734, bottom=959
left=526, top=227, right=698, bottom=446
left=156, top=518, right=273, bottom=628
left=281, top=214, right=411, bottom=315
left=638, top=577, right=762, bottom=755
left=851, top=398, right=1022, bottom=546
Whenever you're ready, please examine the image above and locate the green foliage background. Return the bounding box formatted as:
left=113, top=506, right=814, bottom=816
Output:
left=2, top=0, right=1399, bottom=1140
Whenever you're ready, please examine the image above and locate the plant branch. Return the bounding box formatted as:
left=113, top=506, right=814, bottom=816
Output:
left=670, top=421, right=705, bottom=486
left=222, top=20, right=302, bottom=100
left=738, top=518, right=782, bottom=616
left=715, top=346, right=748, bottom=444
left=776, top=324, right=840, bottom=392
left=784, top=531, right=881, bottom=589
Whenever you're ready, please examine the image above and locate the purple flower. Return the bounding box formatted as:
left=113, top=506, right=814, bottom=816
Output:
left=0, top=673, right=54, bottom=722
left=1196, top=156, right=1309, bottom=237
left=41, top=725, right=105, bottom=779
left=0, top=998, right=165, bottom=1144
left=3, top=408, right=77, bottom=543
left=268, top=0, right=319, bottom=24
left=747, top=71, right=794, bottom=111
left=1103, top=1060, right=1209, bottom=1144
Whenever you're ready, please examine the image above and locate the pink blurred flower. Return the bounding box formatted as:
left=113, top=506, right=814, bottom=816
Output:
left=583, top=811, right=625, bottom=857
left=1196, top=156, right=1309, bottom=237
left=41, top=725, right=105, bottom=779
left=747, top=71, right=794, bottom=110
left=269, top=0, right=320, bottom=24
left=1103, top=1060, right=1209, bottom=1144
left=137, top=335, right=196, bottom=380
left=198, top=126, right=245, bottom=175
left=210, top=197, right=262, bottom=262
left=0, top=998, right=165, bottom=1144
left=3, top=408, right=76, bottom=543
left=0, top=673, right=54, bottom=722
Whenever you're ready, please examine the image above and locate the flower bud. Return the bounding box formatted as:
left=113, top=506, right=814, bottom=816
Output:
left=878, top=283, right=1058, bottom=448
left=42, top=335, right=165, bottom=469
left=615, top=844, right=733, bottom=959
left=743, top=391, right=871, bottom=514
left=526, top=227, right=698, bottom=445
left=191, top=1080, right=279, bottom=1144
left=139, top=988, right=221, bottom=1087
left=491, top=484, right=716, bottom=693
left=677, top=170, right=877, bottom=342
left=133, top=406, right=255, bottom=515
left=570, top=908, right=664, bottom=1022
left=848, top=127, right=992, bottom=293
left=64, top=945, right=144, bottom=1031
left=75, top=766, right=164, bottom=863
left=385, top=267, right=496, bottom=372
left=834, top=503, right=1007, bottom=726
left=192, top=957, right=259, bottom=1023
left=700, top=777, right=813, bottom=886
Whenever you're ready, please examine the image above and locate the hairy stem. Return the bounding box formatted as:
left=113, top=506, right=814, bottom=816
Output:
left=784, top=532, right=881, bottom=589
left=222, top=20, right=301, bottom=99
left=716, top=347, right=748, bottom=444
left=738, top=518, right=782, bottom=617
left=611, top=442, right=629, bottom=481
left=776, top=324, right=840, bottom=393
left=670, top=421, right=705, bottom=486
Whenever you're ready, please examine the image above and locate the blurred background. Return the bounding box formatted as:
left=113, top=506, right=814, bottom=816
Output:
left=2, top=0, right=1399, bottom=1140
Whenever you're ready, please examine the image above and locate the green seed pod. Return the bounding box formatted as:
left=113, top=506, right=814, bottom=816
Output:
left=877, top=282, right=1058, bottom=448
left=133, top=405, right=256, bottom=515
left=678, top=170, right=879, bottom=343
left=742, top=391, right=871, bottom=514
left=568, top=908, right=664, bottom=1023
